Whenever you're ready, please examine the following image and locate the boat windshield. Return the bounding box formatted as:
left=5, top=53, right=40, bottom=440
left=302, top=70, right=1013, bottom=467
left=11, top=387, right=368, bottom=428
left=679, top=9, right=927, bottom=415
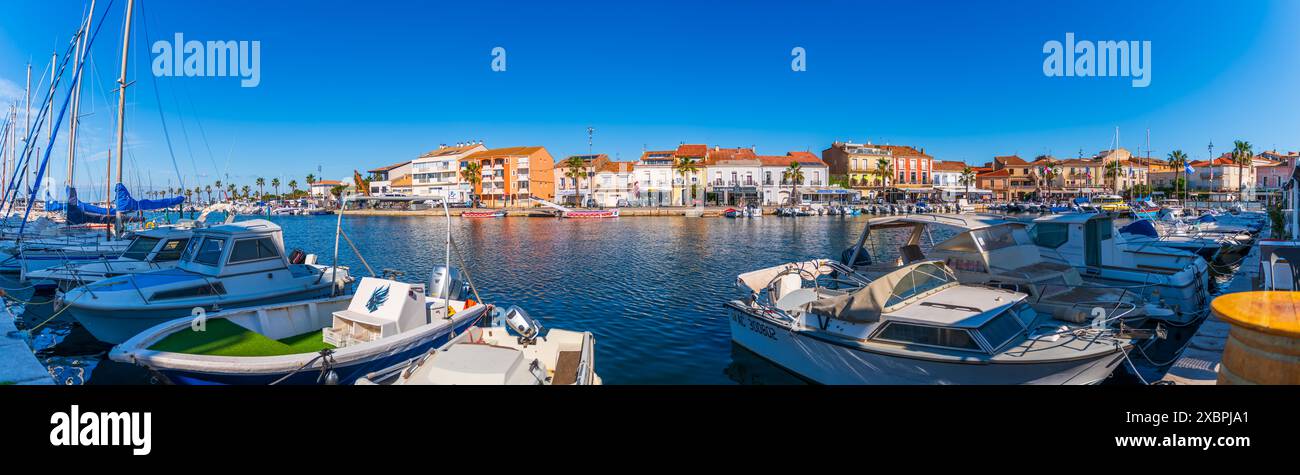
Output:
left=155, top=239, right=190, bottom=262
left=970, top=226, right=1032, bottom=252
left=885, top=262, right=954, bottom=307
left=120, top=237, right=161, bottom=261
left=977, top=310, right=1026, bottom=352
left=182, top=236, right=227, bottom=266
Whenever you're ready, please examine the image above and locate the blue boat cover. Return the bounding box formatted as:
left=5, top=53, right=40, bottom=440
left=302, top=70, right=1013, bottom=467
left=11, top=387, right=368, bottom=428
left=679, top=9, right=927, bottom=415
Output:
left=1072, top=196, right=1091, bottom=205
left=64, top=187, right=116, bottom=225
left=1197, top=214, right=1216, bottom=224
left=1119, top=219, right=1159, bottom=238
left=114, top=183, right=184, bottom=212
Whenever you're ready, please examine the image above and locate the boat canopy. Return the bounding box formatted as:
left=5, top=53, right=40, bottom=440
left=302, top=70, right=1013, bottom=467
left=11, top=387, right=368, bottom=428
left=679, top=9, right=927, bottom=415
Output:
left=807, top=260, right=959, bottom=323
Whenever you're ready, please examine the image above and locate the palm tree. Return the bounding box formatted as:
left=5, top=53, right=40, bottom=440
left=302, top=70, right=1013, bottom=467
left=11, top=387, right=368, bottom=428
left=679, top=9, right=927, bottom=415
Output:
left=783, top=161, right=805, bottom=206
left=673, top=156, right=699, bottom=206
left=305, top=174, right=316, bottom=187
left=184, top=188, right=193, bottom=203
left=874, top=157, right=893, bottom=189
left=1167, top=150, right=1188, bottom=202
left=241, top=185, right=251, bottom=199
left=204, top=185, right=213, bottom=204
left=288, top=180, right=299, bottom=198
left=226, top=184, right=236, bottom=201
left=563, top=156, right=586, bottom=207
left=460, top=162, right=482, bottom=207
left=271, top=178, right=281, bottom=200
left=1232, top=140, right=1253, bottom=198
left=1104, top=160, right=1123, bottom=194
left=959, top=166, right=976, bottom=200
left=255, top=177, right=265, bottom=199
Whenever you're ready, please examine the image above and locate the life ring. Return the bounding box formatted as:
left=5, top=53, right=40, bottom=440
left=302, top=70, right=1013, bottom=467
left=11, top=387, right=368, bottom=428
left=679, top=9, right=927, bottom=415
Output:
left=144, top=221, right=158, bottom=229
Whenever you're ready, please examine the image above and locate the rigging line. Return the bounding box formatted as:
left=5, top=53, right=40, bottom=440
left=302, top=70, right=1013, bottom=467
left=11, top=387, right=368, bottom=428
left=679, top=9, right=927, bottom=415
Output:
left=17, top=0, right=118, bottom=238
left=137, top=0, right=184, bottom=192
left=180, top=70, right=219, bottom=178
left=0, top=30, right=80, bottom=220
left=166, top=67, right=199, bottom=184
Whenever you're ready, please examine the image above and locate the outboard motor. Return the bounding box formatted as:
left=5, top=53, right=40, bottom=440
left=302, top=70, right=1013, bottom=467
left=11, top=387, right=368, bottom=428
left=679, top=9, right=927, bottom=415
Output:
left=503, top=305, right=542, bottom=344
left=428, top=264, right=471, bottom=301
left=288, top=249, right=306, bottom=265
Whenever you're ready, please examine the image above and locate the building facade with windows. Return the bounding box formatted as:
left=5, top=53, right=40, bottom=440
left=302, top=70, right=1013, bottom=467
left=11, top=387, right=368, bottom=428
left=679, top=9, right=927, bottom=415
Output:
left=410, top=142, right=487, bottom=200
left=461, top=146, right=555, bottom=206
left=366, top=161, right=413, bottom=195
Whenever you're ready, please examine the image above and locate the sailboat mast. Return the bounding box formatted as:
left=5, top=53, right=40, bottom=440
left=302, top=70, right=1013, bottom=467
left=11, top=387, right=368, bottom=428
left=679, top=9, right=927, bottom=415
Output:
left=45, top=52, right=55, bottom=198
left=111, top=0, right=135, bottom=213
left=67, top=1, right=94, bottom=193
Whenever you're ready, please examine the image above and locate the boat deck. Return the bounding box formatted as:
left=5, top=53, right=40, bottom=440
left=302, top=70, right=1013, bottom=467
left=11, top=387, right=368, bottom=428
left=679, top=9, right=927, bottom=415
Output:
left=552, top=350, right=581, bottom=385
left=148, top=319, right=335, bottom=357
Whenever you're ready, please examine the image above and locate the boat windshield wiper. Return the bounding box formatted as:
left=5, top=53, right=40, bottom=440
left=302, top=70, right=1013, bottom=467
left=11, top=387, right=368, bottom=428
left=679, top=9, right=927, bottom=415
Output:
left=918, top=301, right=981, bottom=313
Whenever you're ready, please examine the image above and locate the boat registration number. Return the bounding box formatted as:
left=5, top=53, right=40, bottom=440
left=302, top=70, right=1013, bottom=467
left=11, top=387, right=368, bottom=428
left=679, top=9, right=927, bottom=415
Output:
left=733, top=311, right=777, bottom=340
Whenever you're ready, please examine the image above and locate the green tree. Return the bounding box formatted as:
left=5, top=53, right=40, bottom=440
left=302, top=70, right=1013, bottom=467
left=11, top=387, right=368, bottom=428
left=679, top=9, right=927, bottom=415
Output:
left=1232, top=140, right=1253, bottom=197
left=1167, top=150, right=1188, bottom=202
left=874, top=157, right=893, bottom=189
left=673, top=156, right=699, bottom=206
left=1104, top=160, right=1123, bottom=194
left=460, top=162, right=482, bottom=206
left=959, top=166, right=976, bottom=200
left=271, top=178, right=281, bottom=199
left=783, top=161, right=805, bottom=206
left=256, top=177, right=265, bottom=199
left=563, top=156, right=586, bottom=207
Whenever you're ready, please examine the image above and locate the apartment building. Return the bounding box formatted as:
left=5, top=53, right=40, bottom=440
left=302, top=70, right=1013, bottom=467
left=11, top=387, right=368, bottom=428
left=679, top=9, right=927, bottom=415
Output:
left=461, top=146, right=555, bottom=205
left=410, top=142, right=487, bottom=200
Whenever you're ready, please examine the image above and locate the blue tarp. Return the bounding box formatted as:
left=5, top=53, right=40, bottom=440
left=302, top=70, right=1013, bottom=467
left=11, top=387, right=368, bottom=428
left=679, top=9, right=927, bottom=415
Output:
left=64, top=187, right=116, bottom=225
left=113, top=183, right=183, bottom=212
left=1119, top=219, right=1159, bottom=238
left=1072, top=196, right=1091, bottom=205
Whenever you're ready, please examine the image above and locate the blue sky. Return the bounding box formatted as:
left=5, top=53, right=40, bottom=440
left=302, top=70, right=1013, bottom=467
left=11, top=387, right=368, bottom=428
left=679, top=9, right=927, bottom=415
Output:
left=0, top=0, right=1296, bottom=197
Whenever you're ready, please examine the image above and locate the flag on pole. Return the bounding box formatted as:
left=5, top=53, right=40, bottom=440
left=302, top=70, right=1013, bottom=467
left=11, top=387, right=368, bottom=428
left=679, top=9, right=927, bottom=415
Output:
left=1184, top=162, right=1194, bottom=174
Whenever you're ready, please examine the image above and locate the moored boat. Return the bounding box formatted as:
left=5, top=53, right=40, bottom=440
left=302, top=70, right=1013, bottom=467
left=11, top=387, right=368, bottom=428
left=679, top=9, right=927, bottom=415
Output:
left=563, top=209, right=619, bottom=218
left=461, top=210, right=506, bottom=218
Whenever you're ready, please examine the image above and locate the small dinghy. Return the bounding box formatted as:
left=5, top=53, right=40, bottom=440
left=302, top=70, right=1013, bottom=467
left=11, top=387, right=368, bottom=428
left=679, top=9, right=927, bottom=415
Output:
left=357, top=306, right=600, bottom=385
left=110, top=273, right=488, bottom=385
left=461, top=210, right=506, bottom=218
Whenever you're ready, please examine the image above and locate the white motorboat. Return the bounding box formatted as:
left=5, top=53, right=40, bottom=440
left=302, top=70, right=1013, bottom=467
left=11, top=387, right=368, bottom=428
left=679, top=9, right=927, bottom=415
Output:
left=849, top=214, right=1171, bottom=326
left=358, top=306, right=600, bottom=385
left=726, top=259, right=1139, bottom=384
left=24, top=225, right=194, bottom=292
left=61, top=219, right=353, bottom=344
left=1028, top=213, right=1210, bottom=324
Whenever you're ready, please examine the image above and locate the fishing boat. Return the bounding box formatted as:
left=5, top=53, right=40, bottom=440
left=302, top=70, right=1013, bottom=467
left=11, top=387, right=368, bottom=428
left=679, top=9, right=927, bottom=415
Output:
left=725, top=259, right=1139, bottom=384
left=563, top=208, right=619, bottom=218
left=847, top=214, right=1170, bottom=325
left=357, top=306, right=600, bottom=385
left=461, top=209, right=506, bottom=218
left=1028, top=213, right=1210, bottom=324
left=61, top=219, right=353, bottom=344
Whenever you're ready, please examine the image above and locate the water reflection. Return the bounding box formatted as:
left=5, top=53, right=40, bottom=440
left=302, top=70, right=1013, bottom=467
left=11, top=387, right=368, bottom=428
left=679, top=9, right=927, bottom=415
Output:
left=7, top=214, right=936, bottom=385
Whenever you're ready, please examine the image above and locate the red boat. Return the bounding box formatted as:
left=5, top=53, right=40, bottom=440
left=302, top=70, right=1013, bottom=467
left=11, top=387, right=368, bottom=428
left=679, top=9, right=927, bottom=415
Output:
left=563, top=209, right=620, bottom=219
left=461, top=210, right=506, bottom=218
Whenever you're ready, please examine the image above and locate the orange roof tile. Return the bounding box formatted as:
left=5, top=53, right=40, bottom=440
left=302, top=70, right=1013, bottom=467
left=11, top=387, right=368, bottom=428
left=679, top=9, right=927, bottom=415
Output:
left=464, top=146, right=546, bottom=161
left=676, top=144, right=708, bottom=158
left=994, top=155, right=1027, bottom=166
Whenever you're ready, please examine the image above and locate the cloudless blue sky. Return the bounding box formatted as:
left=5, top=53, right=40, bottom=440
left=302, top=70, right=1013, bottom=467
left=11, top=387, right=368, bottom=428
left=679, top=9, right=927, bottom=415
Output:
left=0, top=0, right=1296, bottom=197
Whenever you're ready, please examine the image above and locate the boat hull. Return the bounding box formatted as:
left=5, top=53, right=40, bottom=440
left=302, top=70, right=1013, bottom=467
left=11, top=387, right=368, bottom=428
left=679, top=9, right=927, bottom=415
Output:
left=154, top=317, right=479, bottom=385
left=67, top=285, right=339, bottom=345
left=726, top=304, right=1126, bottom=385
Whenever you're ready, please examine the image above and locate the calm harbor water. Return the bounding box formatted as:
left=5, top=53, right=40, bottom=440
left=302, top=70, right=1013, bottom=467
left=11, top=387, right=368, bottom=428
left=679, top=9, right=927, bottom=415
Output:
left=9, top=214, right=930, bottom=385
left=4, top=213, right=1238, bottom=385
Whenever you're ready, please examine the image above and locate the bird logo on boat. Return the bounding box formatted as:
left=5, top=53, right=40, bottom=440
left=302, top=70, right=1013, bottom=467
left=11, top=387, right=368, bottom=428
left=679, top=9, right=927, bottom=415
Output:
left=366, top=285, right=390, bottom=312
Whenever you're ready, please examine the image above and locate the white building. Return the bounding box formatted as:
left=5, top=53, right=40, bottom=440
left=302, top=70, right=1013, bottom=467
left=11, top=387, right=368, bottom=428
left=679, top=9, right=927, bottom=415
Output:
left=309, top=180, right=344, bottom=199
left=633, top=150, right=681, bottom=206
left=758, top=152, right=830, bottom=205
left=367, top=161, right=413, bottom=196
left=410, top=142, right=486, bottom=200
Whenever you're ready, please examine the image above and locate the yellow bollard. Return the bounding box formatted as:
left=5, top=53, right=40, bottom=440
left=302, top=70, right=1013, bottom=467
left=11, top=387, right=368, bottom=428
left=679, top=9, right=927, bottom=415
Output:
left=1212, top=291, right=1300, bottom=385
